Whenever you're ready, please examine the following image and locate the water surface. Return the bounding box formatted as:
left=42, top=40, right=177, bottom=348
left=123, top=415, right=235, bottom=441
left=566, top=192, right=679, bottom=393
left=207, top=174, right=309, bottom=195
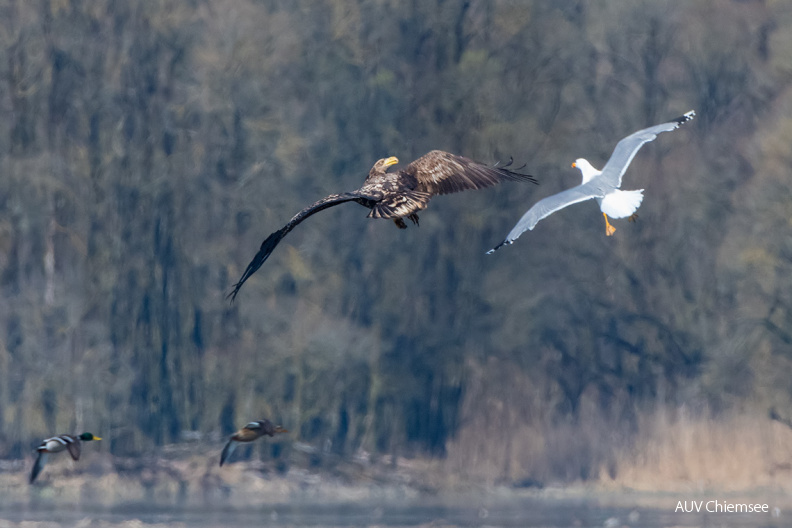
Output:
left=1, top=496, right=785, bottom=527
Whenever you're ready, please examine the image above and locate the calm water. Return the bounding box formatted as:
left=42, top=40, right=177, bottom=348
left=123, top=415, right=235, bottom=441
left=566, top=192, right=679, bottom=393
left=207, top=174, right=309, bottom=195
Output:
left=0, top=497, right=785, bottom=527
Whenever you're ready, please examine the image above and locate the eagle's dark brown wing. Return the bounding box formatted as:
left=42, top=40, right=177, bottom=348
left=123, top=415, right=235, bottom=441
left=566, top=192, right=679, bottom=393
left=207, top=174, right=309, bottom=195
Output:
left=228, top=192, right=369, bottom=302
left=401, top=150, right=536, bottom=196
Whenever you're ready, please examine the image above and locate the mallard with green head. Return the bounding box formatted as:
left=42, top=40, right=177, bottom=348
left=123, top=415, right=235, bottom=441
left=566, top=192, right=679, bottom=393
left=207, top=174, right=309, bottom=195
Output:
left=220, top=420, right=288, bottom=466
left=30, top=432, right=102, bottom=483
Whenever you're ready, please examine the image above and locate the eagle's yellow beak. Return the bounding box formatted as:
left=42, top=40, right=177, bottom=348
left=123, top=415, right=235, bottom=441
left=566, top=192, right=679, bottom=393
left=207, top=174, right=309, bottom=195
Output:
left=571, top=162, right=577, bottom=168
left=384, top=156, right=399, bottom=167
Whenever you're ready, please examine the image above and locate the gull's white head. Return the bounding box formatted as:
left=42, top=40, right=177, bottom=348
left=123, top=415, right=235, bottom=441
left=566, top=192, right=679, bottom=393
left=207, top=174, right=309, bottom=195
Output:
left=571, top=158, right=600, bottom=184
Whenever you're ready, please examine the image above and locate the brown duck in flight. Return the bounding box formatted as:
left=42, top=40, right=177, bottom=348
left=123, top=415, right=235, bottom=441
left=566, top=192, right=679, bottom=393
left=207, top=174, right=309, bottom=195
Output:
left=219, top=419, right=289, bottom=466
left=228, top=150, right=536, bottom=301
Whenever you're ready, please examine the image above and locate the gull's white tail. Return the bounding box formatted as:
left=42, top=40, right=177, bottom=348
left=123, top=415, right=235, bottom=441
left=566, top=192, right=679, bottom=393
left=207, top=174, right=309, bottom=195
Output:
left=600, top=189, right=644, bottom=218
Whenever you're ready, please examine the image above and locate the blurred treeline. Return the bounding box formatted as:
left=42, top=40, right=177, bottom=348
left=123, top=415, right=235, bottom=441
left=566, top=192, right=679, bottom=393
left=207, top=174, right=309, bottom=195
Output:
left=0, top=0, right=790, bottom=484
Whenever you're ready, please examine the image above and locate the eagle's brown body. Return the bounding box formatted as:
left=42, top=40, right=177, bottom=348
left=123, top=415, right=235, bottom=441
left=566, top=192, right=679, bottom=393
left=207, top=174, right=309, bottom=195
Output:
left=228, top=150, right=536, bottom=301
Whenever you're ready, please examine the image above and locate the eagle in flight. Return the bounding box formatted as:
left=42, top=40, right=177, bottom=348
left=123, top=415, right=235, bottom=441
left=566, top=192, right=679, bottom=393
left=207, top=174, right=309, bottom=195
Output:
left=228, top=150, right=536, bottom=301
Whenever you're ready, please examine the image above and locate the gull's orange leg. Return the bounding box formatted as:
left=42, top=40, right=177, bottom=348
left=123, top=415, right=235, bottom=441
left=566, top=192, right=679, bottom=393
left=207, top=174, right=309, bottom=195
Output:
left=603, top=213, right=616, bottom=236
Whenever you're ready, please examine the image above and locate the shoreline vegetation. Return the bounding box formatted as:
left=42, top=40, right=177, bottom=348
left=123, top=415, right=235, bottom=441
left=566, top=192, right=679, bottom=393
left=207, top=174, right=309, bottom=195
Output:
left=3, top=412, right=791, bottom=509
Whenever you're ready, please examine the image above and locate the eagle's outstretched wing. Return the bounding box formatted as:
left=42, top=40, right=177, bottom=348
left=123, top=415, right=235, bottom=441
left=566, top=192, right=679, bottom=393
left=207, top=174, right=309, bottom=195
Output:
left=403, top=150, right=536, bottom=195
left=228, top=192, right=364, bottom=302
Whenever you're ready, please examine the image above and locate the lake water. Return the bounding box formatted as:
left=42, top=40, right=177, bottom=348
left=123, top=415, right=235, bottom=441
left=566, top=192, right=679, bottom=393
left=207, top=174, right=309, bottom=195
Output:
left=0, top=496, right=785, bottom=527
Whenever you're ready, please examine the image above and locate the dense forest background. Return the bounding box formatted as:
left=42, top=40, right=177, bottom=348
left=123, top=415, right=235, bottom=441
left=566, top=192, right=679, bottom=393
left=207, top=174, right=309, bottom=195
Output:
left=1, top=0, right=791, bottom=489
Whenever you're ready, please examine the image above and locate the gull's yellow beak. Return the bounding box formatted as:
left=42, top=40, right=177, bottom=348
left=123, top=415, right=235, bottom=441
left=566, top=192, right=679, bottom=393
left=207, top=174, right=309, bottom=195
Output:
left=384, top=156, right=399, bottom=167
left=571, top=162, right=577, bottom=168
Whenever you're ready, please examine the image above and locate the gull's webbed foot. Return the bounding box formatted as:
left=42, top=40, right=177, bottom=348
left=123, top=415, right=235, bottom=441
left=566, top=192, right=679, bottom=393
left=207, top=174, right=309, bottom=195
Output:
left=603, top=213, right=616, bottom=236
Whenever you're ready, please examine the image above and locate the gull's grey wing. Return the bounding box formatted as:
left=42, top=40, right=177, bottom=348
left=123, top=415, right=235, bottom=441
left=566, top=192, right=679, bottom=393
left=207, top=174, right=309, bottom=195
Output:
left=598, top=110, right=695, bottom=189
left=488, top=183, right=601, bottom=252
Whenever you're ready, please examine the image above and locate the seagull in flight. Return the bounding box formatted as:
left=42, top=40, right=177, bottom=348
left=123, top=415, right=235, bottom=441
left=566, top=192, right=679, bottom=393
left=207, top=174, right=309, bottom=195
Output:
left=488, top=110, right=695, bottom=253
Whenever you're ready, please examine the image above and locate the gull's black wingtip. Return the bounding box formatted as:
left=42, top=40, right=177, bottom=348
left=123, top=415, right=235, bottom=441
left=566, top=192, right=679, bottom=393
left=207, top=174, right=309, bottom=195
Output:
left=674, top=110, right=696, bottom=126
left=486, top=239, right=512, bottom=254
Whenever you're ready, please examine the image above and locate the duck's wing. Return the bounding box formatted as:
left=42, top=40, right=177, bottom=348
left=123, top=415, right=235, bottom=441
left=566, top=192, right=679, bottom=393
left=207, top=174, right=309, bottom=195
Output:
left=244, top=421, right=263, bottom=430
left=30, top=452, right=48, bottom=483
left=487, top=183, right=600, bottom=252
left=219, top=440, right=238, bottom=467
left=598, top=111, right=695, bottom=189
left=403, top=150, right=536, bottom=196
left=228, top=192, right=364, bottom=302
left=66, top=437, right=81, bottom=460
